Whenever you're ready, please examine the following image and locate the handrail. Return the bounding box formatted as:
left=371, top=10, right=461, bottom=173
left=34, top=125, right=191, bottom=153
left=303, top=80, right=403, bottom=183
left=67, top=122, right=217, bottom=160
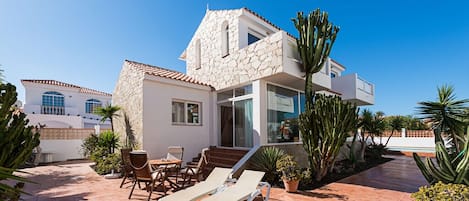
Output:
left=231, top=144, right=261, bottom=178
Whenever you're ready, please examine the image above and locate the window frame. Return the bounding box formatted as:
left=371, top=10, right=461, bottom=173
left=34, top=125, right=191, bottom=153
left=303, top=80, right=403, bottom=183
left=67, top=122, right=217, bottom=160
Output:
left=265, top=82, right=305, bottom=144
left=85, top=99, right=102, bottom=114
left=172, top=100, right=202, bottom=126
left=221, top=22, right=229, bottom=57
left=247, top=29, right=265, bottom=45
left=195, top=39, right=201, bottom=70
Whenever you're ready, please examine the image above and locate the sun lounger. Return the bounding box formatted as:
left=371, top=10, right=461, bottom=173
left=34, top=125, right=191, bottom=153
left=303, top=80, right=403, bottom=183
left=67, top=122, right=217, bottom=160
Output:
left=158, top=167, right=233, bottom=201
left=202, top=170, right=270, bottom=201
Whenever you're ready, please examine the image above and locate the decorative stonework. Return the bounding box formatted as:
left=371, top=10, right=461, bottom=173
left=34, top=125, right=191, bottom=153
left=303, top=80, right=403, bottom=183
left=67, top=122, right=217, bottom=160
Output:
left=112, top=62, right=145, bottom=147
left=185, top=10, right=284, bottom=90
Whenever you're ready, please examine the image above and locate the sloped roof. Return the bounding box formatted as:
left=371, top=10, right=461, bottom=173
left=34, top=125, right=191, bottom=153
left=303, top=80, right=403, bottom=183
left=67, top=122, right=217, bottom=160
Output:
left=21, top=79, right=112, bottom=97
left=124, top=60, right=212, bottom=87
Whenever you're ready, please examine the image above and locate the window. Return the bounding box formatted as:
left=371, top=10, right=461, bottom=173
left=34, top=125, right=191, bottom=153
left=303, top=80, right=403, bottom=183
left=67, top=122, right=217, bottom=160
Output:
left=331, top=72, right=337, bottom=78
left=195, top=39, right=201, bottom=69
left=267, top=84, right=305, bottom=143
left=42, top=91, right=65, bottom=115
left=85, top=99, right=102, bottom=113
left=221, top=22, right=229, bottom=57
left=172, top=100, right=201, bottom=125
left=248, top=33, right=260, bottom=45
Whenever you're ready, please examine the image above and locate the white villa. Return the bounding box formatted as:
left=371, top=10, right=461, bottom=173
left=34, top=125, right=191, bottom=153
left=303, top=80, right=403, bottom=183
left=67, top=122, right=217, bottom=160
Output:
left=113, top=8, right=374, bottom=163
left=21, top=79, right=112, bottom=129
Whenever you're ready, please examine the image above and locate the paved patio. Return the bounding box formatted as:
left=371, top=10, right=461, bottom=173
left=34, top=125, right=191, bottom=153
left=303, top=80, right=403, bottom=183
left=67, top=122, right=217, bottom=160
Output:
left=16, top=155, right=427, bottom=201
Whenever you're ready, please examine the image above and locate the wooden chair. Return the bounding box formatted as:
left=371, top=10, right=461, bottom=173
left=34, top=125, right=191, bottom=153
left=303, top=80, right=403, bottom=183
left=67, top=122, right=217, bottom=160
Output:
left=164, top=146, right=184, bottom=182
left=180, top=148, right=208, bottom=188
left=120, top=148, right=133, bottom=188
left=128, top=151, right=166, bottom=201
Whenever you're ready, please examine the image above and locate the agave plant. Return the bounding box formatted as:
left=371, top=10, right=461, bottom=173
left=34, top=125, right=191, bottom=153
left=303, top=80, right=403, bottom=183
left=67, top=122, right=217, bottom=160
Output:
left=413, top=126, right=469, bottom=185
left=250, top=146, right=285, bottom=184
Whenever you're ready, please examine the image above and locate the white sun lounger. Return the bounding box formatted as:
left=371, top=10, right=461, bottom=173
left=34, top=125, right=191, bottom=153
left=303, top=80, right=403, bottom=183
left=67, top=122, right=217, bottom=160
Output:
left=158, top=167, right=233, bottom=201
left=202, top=170, right=270, bottom=201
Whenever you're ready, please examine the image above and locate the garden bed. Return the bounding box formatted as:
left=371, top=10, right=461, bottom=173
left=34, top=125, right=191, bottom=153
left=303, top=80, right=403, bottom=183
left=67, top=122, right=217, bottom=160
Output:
left=296, top=157, right=393, bottom=190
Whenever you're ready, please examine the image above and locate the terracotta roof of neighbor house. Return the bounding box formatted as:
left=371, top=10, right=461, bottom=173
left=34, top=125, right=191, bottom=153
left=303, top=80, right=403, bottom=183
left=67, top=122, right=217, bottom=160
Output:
left=21, top=80, right=112, bottom=96
left=124, top=60, right=212, bottom=87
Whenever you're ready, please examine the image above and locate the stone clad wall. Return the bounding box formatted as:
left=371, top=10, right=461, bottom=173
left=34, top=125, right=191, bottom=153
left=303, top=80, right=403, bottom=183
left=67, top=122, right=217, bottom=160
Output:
left=185, top=10, right=284, bottom=90
left=112, top=62, right=145, bottom=148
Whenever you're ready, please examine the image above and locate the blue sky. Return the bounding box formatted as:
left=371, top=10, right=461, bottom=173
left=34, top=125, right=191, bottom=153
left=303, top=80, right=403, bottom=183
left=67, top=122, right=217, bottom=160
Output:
left=1, top=0, right=468, bottom=116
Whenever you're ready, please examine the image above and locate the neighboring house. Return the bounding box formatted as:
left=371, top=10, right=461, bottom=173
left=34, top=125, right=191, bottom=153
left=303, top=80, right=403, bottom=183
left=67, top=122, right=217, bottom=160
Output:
left=113, top=8, right=375, bottom=163
left=21, top=79, right=112, bottom=129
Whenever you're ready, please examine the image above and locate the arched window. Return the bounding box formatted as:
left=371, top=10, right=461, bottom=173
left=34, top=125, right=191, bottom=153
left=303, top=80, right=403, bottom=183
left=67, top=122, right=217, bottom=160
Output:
left=221, top=21, right=229, bottom=57
left=85, top=99, right=102, bottom=113
left=195, top=39, right=201, bottom=69
left=42, top=91, right=65, bottom=115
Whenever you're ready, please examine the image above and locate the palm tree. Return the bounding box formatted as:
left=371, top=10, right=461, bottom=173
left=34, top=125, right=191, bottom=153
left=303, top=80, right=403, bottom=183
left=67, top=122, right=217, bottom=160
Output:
left=417, top=85, right=468, bottom=152
left=95, top=104, right=121, bottom=132
left=385, top=116, right=404, bottom=146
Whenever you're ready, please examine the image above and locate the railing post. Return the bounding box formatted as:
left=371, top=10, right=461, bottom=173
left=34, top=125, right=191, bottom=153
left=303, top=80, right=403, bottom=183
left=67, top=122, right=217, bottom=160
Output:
left=401, top=128, right=406, bottom=138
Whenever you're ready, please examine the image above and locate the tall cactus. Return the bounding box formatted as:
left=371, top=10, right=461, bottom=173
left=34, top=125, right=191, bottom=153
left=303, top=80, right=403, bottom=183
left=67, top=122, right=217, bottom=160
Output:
left=413, top=127, right=469, bottom=185
left=0, top=83, right=40, bottom=199
left=292, top=9, right=339, bottom=104
left=299, top=94, right=359, bottom=181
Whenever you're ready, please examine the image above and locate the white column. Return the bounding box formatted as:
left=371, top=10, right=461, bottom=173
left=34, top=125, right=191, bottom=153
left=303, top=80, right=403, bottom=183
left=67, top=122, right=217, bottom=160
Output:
left=252, top=80, right=267, bottom=146
left=401, top=128, right=406, bottom=138
left=94, top=124, right=100, bottom=135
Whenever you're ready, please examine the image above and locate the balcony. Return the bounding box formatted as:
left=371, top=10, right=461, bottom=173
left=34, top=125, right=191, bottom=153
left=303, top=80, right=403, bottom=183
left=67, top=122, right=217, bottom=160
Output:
left=331, top=73, right=374, bottom=105
left=41, top=106, right=65, bottom=115
left=228, top=31, right=331, bottom=91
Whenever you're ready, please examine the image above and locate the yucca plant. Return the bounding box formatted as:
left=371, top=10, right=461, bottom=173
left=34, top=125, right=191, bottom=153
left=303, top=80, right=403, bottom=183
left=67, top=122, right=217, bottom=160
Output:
left=299, top=94, right=358, bottom=181
left=0, top=83, right=40, bottom=199
left=417, top=85, right=468, bottom=152
left=413, top=126, right=469, bottom=185
left=250, top=146, right=286, bottom=184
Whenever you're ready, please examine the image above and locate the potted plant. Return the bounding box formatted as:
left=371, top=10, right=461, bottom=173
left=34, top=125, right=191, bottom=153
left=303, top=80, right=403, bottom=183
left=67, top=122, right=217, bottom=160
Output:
left=276, top=154, right=301, bottom=192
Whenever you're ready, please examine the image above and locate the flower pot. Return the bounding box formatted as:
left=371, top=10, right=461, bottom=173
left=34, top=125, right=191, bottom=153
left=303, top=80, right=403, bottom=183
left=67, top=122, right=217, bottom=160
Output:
left=283, top=179, right=299, bottom=193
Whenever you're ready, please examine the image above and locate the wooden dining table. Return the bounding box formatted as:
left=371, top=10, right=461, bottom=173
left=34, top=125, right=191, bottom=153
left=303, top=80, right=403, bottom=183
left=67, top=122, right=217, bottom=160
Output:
left=149, top=159, right=183, bottom=190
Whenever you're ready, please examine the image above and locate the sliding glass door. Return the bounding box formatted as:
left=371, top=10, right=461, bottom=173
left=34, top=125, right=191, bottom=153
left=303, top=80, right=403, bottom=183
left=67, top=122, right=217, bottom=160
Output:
left=218, top=85, right=253, bottom=148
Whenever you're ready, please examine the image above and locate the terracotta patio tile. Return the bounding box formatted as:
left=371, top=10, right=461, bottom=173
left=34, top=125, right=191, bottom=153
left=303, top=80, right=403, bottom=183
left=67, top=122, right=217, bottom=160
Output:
left=17, top=156, right=426, bottom=201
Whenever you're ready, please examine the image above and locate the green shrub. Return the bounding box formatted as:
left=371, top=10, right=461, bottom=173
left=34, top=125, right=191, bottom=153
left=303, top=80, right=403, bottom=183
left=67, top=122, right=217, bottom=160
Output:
left=250, top=147, right=285, bottom=185
left=412, top=181, right=469, bottom=201
left=366, top=144, right=387, bottom=160
left=81, top=134, right=99, bottom=158
left=94, top=152, right=121, bottom=175
left=91, top=147, right=121, bottom=175
left=98, top=131, right=119, bottom=154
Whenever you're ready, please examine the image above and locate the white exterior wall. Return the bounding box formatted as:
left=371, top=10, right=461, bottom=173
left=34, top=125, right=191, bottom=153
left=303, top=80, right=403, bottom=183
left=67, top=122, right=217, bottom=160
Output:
left=331, top=73, right=375, bottom=105
left=39, top=140, right=84, bottom=162
left=26, top=114, right=83, bottom=128
left=142, top=76, right=212, bottom=163
left=22, top=82, right=112, bottom=128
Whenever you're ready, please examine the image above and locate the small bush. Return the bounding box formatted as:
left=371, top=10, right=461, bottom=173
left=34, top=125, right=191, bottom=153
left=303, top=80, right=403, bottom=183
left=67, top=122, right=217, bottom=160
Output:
left=94, top=152, right=121, bottom=175
left=81, top=134, right=99, bottom=158
left=411, top=181, right=469, bottom=201
left=250, top=147, right=285, bottom=185
left=366, top=144, right=387, bottom=160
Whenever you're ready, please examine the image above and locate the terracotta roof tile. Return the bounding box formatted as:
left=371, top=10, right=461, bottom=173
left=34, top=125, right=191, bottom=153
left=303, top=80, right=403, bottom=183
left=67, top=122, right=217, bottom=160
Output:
left=124, top=60, right=212, bottom=87
left=21, top=80, right=112, bottom=97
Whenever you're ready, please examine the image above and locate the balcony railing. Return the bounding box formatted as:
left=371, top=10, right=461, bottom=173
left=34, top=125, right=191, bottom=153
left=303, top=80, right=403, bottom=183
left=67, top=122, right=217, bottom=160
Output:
left=357, top=76, right=373, bottom=95
left=41, top=105, right=65, bottom=115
